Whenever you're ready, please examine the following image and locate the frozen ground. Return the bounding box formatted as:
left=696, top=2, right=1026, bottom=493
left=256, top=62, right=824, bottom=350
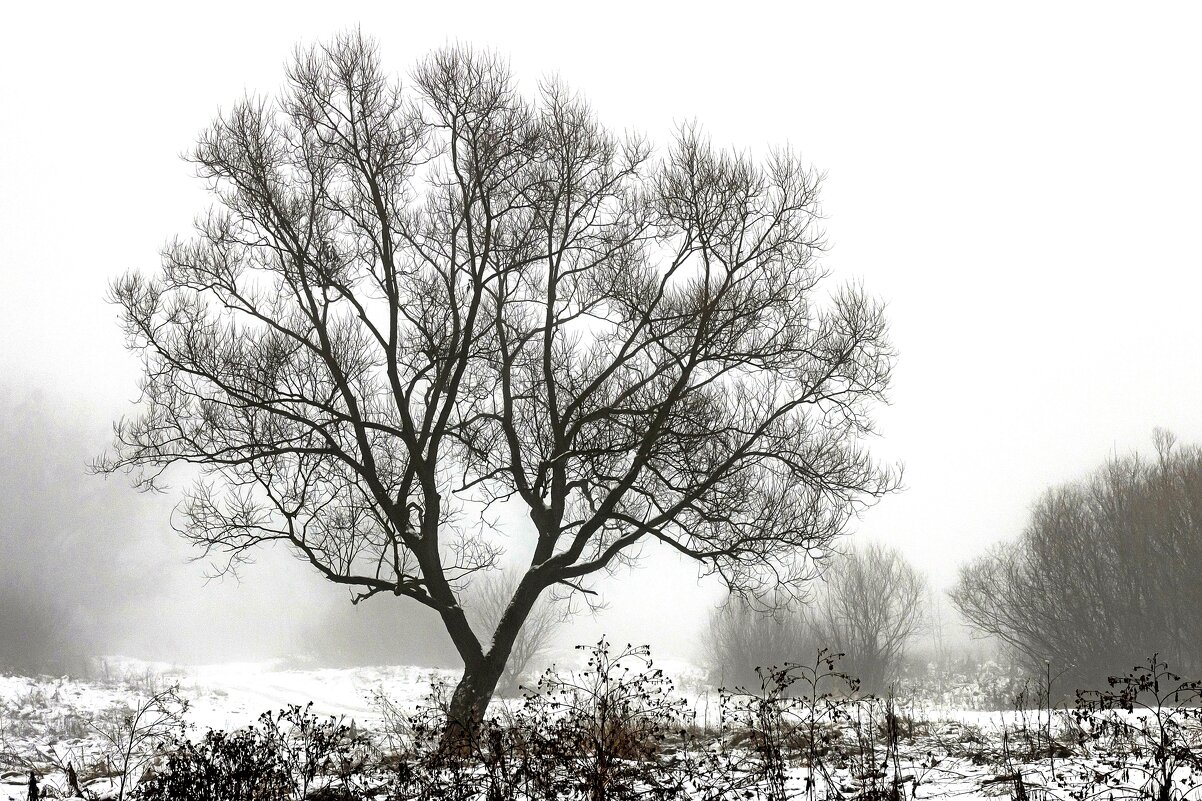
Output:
left=0, top=658, right=455, bottom=800
left=0, top=658, right=1196, bottom=800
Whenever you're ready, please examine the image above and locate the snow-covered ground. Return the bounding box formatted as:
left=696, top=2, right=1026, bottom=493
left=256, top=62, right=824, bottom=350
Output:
left=1, top=658, right=1198, bottom=800
left=0, top=658, right=457, bottom=800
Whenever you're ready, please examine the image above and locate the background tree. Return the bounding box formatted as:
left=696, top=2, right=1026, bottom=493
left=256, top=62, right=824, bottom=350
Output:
left=950, top=431, right=1202, bottom=691
left=465, top=567, right=564, bottom=696
left=703, top=598, right=816, bottom=691
left=98, top=33, right=897, bottom=731
left=812, top=542, right=926, bottom=693
left=0, top=387, right=165, bottom=676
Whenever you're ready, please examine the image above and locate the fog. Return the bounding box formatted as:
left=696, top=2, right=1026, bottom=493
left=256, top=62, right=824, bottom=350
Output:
left=0, top=385, right=148, bottom=672
left=3, top=2, right=1202, bottom=672
left=0, top=379, right=702, bottom=671
left=0, top=380, right=464, bottom=670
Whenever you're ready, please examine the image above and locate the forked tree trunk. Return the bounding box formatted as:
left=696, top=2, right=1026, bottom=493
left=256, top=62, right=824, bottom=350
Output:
left=441, top=584, right=540, bottom=750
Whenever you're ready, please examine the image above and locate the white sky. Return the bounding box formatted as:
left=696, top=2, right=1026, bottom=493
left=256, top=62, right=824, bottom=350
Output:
left=2, top=2, right=1201, bottom=663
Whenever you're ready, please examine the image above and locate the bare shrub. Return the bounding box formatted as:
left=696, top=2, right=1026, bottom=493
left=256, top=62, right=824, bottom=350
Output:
left=719, top=649, right=861, bottom=801
left=813, top=543, right=927, bottom=694
left=704, top=601, right=816, bottom=691
left=951, top=431, right=1202, bottom=689
left=521, top=640, right=688, bottom=800
left=465, top=568, right=565, bottom=696
left=90, top=685, right=188, bottom=801
left=381, top=640, right=690, bottom=801
left=1072, top=654, right=1202, bottom=801
left=135, top=703, right=370, bottom=801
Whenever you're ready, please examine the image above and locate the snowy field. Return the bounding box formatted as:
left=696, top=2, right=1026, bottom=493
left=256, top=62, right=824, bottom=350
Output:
left=2, top=658, right=1199, bottom=800
left=0, top=659, right=448, bottom=800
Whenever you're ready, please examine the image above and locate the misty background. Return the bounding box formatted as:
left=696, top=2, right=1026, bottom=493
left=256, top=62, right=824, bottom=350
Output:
left=2, top=1, right=1202, bottom=673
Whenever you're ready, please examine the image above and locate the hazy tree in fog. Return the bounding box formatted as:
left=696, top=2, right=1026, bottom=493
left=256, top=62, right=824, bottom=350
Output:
left=951, top=431, right=1202, bottom=690
left=465, top=567, right=565, bottom=695
left=705, top=544, right=924, bottom=693
left=98, top=33, right=897, bottom=732
left=0, top=392, right=95, bottom=675
left=813, top=542, right=926, bottom=693
left=0, top=388, right=163, bottom=675
left=704, top=599, right=816, bottom=690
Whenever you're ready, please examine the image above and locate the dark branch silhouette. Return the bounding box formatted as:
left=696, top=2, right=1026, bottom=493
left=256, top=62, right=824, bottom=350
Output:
left=97, top=32, right=898, bottom=733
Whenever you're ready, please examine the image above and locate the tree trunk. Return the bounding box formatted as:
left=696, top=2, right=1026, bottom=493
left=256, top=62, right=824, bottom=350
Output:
left=441, top=579, right=542, bottom=751
left=444, top=656, right=507, bottom=749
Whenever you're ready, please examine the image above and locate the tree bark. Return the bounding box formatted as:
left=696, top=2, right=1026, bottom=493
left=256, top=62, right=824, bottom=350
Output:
left=445, top=657, right=507, bottom=745
left=442, top=576, right=544, bottom=749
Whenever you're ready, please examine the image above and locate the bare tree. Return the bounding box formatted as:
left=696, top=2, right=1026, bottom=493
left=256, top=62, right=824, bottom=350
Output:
left=97, top=33, right=897, bottom=733
left=466, top=567, right=564, bottom=695
left=704, top=598, right=817, bottom=690
left=813, top=542, right=926, bottom=693
left=951, top=431, right=1202, bottom=690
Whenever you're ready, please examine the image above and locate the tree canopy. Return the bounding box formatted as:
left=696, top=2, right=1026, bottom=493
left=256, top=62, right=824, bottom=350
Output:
left=100, top=32, right=897, bottom=725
